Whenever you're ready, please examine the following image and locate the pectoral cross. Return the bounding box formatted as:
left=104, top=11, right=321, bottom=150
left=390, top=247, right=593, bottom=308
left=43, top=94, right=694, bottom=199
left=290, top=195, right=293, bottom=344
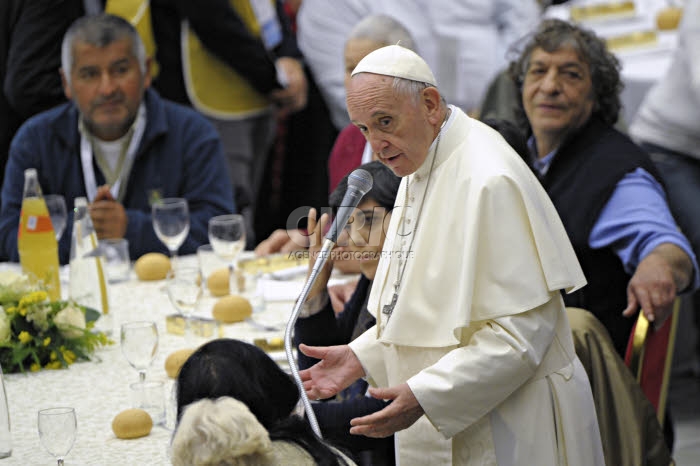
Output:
left=382, top=292, right=398, bottom=318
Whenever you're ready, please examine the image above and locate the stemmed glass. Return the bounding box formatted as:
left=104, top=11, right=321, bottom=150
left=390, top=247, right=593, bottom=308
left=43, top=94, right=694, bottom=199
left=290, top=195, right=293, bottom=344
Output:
left=208, top=214, right=246, bottom=295
left=152, top=198, right=190, bottom=264
left=166, top=266, right=202, bottom=343
left=44, top=195, right=67, bottom=241
left=38, top=407, right=76, bottom=466
left=120, top=321, right=159, bottom=382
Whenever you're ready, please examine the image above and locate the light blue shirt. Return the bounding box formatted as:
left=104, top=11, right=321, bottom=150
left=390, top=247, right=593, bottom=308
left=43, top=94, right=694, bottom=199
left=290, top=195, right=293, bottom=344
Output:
left=528, top=138, right=699, bottom=289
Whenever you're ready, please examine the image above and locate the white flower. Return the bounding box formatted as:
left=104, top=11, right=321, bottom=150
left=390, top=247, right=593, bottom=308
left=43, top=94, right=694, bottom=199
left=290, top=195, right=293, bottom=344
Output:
left=0, top=307, right=10, bottom=344
left=53, top=305, right=86, bottom=339
left=26, top=305, right=50, bottom=332
left=0, top=271, right=27, bottom=288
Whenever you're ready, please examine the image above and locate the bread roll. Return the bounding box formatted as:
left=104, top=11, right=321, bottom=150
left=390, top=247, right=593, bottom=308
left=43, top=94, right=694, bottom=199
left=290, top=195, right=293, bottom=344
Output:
left=164, top=348, right=196, bottom=378
left=212, top=295, right=253, bottom=323
left=656, top=7, right=682, bottom=30
left=606, top=30, right=658, bottom=51
left=134, top=253, right=171, bottom=281
left=570, top=1, right=635, bottom=21
left=112, top=409, right=153, bottom=439
left=207, top=268, right=230, bottom=296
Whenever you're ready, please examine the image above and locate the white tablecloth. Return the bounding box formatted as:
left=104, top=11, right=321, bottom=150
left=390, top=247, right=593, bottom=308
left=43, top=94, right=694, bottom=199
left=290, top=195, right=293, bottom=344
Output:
left=1, top=255, right=313, bottom=465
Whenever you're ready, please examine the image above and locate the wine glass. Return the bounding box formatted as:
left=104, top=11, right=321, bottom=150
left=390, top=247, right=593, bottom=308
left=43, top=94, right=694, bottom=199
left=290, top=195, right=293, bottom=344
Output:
left=38, top=407, right=76, bottom=466
left=44, top=195, right=67, bottom=241
left=120, top=321, right=159, bottom=382
left=208, top=214, right=246, bottom=295
left=166, top=266, right=202, bottom=343
left=152, top=198, right=190, bottom=264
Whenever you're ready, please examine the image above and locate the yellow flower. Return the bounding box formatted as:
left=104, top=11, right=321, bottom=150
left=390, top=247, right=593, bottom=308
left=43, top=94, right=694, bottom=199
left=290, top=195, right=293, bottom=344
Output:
left=19, top=307, right=27, bottom=316
left=45, top=361, right=62, bottom=370
left=30, top=363, right=41, bottom=372
left=18, top=331, right=32, bottom=344
left=0, top=309, right=10, bottom=344
left=43, top=337, right=51, bottom=347
left=18, top=291, right=47, bottom=309
left=50, top=351, right=57, bottom=361
left=5, top=307, right=15, bottom=315
left=61, top=349, right=76, bottom=365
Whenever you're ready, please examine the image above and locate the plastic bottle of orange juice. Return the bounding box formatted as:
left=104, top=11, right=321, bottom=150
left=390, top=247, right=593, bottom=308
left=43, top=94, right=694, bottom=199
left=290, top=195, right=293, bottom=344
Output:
left=17, top=168, right=61, bottom=300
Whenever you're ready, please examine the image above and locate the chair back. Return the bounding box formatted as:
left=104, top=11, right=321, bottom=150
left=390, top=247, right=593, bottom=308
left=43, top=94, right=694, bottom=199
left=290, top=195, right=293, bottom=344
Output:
left=566, top=307, right=672, bottom=466
left=624, top=299, right=680, bottom=424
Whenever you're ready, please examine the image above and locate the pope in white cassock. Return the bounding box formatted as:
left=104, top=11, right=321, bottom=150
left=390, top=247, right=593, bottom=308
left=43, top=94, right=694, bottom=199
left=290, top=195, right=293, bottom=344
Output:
left=299, top=45, right=605, bottom=465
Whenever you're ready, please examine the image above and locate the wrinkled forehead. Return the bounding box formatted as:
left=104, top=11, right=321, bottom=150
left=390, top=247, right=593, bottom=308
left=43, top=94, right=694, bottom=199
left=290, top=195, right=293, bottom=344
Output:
left=527, top=45, right=591, bottom=73
left=347, top=74, right=402, bottom=121
left=71, top=37, right=135, bottom=64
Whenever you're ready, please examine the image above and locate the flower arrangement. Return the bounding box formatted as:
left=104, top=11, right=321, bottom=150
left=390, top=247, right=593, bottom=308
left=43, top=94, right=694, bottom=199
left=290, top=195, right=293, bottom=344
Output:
left=0, top=271, right=112, bottom=373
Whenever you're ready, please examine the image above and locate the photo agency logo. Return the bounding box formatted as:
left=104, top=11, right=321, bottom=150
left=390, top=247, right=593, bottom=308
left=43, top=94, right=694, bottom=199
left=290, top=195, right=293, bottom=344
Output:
left=284, top=205, right=414, bottom=249
left=289, top=249, right=415, bottom=261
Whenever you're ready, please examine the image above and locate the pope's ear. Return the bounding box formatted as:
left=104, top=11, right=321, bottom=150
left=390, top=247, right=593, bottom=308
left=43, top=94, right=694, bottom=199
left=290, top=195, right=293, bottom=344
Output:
left=60, top=68, right=72, bottom=100
left=422, top=87, right=442, bottom=123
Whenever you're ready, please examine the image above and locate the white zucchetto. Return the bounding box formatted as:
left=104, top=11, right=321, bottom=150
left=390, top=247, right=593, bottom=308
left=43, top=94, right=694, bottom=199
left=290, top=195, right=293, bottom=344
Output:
left=351, top=45, right=438, bottom=86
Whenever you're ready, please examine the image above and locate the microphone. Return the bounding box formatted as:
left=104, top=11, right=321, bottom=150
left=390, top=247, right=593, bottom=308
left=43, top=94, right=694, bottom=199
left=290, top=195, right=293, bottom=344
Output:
left=325, top=168, right=374, bottom=243
left=283, top=168, right=373, bottom=439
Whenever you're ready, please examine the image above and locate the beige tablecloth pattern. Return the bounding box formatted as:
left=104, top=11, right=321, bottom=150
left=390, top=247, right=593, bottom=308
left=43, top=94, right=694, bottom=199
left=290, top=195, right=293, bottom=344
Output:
left=3, top=255, right=293, bottom=465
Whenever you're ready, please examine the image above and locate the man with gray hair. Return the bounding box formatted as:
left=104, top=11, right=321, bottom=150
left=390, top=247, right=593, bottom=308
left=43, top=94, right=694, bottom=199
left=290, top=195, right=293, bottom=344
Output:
left=299, top=45, right=604, bottom=465
left=0, top=14, right=234, bottom=263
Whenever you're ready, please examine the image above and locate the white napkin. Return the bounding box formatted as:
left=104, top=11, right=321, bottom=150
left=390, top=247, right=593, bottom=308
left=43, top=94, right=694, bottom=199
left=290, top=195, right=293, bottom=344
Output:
left=258, top=277, right=348, bottom=302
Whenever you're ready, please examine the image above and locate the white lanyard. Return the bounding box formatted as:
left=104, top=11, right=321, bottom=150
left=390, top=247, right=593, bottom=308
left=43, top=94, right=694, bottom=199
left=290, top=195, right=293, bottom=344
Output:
left=250, top=0, right=282, bottom=50
left=80, top=105, right=146, bottom=202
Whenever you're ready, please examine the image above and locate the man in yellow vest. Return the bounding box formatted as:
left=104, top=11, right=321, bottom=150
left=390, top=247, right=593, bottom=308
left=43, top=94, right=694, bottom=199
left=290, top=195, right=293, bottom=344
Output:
left=106, top=0, right=307, bottom=246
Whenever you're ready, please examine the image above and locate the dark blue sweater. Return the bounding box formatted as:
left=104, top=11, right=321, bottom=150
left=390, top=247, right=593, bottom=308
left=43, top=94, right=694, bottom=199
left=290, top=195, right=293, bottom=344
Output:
left=0, top=88, right=235, bottom=263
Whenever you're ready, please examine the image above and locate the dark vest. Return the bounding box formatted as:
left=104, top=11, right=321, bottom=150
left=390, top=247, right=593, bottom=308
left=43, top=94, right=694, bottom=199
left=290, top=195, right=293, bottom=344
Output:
left=535, top=117, right=661, bottom=355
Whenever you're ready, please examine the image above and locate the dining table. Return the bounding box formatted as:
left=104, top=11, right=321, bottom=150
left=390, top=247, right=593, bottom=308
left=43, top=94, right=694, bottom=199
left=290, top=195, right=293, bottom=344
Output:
left=0, top=252, right=343, bottom=465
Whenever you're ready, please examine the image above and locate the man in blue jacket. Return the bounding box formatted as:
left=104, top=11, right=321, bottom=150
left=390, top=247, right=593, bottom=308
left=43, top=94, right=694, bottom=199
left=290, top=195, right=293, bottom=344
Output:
left=0, top=14, right=235, bottom=263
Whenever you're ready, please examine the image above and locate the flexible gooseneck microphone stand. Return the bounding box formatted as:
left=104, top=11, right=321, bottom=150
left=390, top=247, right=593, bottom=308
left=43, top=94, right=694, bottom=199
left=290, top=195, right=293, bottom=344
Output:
left=284, top=169, right=373, bottom=438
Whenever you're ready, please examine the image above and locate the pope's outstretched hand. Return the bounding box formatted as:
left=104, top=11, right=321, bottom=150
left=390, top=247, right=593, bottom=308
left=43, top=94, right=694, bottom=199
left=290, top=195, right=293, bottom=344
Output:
left=350, top=384, right=424, bottom=438
left=298, top=344, right=365, bottom=400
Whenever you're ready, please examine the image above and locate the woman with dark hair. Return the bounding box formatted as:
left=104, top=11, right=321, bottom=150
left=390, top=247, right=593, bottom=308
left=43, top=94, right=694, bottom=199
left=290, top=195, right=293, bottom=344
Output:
left=174, top=338, right=355, bottom=466
left=295, top=161, right=401, bottom=465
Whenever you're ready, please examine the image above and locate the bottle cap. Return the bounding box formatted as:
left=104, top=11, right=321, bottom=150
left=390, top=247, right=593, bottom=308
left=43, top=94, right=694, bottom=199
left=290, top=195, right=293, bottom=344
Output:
left=74, top=197, right=88, bottom=208
left=24, top=168, right=37, bottom=178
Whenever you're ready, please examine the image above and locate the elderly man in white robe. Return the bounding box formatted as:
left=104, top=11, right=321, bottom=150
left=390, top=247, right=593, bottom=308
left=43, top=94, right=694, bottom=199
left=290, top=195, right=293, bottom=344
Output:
left=299, top=45, right=604, bottom=465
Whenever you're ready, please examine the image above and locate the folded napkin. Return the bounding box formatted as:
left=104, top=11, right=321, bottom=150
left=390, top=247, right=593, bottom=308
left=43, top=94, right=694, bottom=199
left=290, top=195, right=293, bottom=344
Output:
left=258, top=276, right=349, bottom=302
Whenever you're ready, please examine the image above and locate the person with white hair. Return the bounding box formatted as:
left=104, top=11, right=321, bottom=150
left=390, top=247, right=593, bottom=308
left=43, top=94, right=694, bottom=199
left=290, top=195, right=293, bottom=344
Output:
left=299, top=45, right=604, bottom=465
left=297, top=0, right=541, bottom=130
left=175, top=339, right=356, bottom=466
left=171, top=397, right=276, bottom=466
left=328, top=14, right=416, bottom=193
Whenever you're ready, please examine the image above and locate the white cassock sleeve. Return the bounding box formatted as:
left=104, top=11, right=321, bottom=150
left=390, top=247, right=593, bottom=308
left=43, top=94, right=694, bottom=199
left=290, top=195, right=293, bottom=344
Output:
left=406, top=297, right=559, bottom=439
left=349, top=324, right=390, bottom=388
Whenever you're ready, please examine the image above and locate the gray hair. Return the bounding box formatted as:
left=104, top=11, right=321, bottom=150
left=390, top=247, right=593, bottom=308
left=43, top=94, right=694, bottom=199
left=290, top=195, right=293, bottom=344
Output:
left=392, top=77, right=446, bottom=107
left=61, top=14, right=147, bottom=86
left=347, top=14, right=416, bottom=51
